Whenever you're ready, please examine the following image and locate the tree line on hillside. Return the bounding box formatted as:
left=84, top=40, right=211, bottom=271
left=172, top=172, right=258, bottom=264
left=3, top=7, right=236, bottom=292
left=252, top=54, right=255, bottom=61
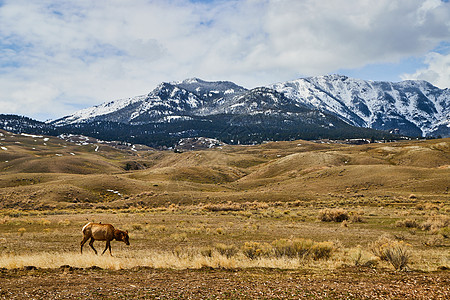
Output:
left=0, top=114, right=403, bottom=149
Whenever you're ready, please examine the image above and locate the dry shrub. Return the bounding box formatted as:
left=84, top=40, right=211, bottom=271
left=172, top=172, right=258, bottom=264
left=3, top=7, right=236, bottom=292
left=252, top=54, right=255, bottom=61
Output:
left=203, top=202, right=242, bottom=212
left=311, top=241, right=335, bottom=260
left=37, top=219, right=51, bottom=226
left=416, top=202, right=440, bottom=211
left=172, top=246, right=198, bottom=259
left=382, top=242, right=410, bottom=271
left=272, top=238, right=335, bottom=260
left=241, top=242, right=272, bottom=260
left=242, top=201, right=269, bottom=210
left=169, top=233, right=187, bottom=242
left=369, top=235, right=394, bottom=261
left=318, top=208, right=349, bottom=222
left=395, top=219, right=419, bottom=228
left=349, top=212, right=364, bottom=223
left=423, top=235, right=445, bottom=247
left=131, top=224, right=143, bottom=231
left=200, top=247, right=213, bottom=258
left=272, top=238, right=313, bottom=258
left=214, top=243, right=238, bottom=258
left=439, top=227, right=450, bottom=238
left=155, top=225, right=166, bottom=232
left=421, top=214, right=450, bottom=232
left=57, top=220, right=71, bottom=227
left=348, top=246, right=377, bottom=267
left=370, top=235, right=411, bottom=270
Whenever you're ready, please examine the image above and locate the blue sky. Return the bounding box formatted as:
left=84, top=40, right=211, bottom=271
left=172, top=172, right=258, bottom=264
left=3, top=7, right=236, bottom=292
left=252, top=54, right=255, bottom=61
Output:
left=1, top=0, right=449, bottom=121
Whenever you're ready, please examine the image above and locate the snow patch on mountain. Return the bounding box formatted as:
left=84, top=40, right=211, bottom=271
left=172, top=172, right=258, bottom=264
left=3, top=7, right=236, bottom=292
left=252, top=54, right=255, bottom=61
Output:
left=51, top=75, right=450, bottom=138
left=52, top=95, right=147, bottom=125
left=269, top=75, right=449, bottom=137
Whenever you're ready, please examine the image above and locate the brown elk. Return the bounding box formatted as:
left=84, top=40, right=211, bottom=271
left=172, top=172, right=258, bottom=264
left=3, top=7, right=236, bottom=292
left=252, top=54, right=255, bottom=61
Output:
left=80, top=222, right=129, bottom=256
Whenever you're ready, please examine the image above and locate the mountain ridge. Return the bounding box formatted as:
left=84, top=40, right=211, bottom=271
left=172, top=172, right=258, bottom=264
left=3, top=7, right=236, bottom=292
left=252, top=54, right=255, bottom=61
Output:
left=269, top=74, right=449, bottom=137
left=1, top=75, right=448, bottom=148
left=51, top=75, right=449, bottom=138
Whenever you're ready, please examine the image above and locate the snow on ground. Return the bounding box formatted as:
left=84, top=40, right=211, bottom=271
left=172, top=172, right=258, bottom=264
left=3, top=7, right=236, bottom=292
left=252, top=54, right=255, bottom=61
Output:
left=20, top=133, right=43, bottom=138
left=107, top=189, right=122, bottom=197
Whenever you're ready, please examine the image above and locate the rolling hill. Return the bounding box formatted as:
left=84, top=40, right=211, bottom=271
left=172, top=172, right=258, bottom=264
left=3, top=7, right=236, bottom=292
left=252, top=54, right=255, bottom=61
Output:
left=0, top=129, right=448, bottom=210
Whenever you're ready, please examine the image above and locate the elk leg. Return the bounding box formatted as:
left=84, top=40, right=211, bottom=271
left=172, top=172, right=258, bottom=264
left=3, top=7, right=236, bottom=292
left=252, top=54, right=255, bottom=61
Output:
left=89, top=238, right=98, bottom=255
left=102, top=240, right=110, bottom=255
left=80, top=236, right=89, bottom=254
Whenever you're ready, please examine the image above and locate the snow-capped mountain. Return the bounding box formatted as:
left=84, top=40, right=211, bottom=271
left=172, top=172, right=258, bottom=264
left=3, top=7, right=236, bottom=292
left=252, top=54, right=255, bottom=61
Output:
left=270, top=75, right=450, bottom=137
left=52, top=75, right=449, bottom=138
left=53, top=78, right=247, bottom=125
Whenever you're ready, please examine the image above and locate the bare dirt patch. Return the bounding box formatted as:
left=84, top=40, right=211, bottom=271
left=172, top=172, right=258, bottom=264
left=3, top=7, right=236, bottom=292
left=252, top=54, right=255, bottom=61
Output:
left=0, top=267, right=448, bottom=299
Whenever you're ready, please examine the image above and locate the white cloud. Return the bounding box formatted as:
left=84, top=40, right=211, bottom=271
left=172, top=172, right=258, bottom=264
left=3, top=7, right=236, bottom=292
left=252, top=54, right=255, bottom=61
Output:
left=401, top=52, right=450, bottom=88
left=0, top=0, right=449, bottom=120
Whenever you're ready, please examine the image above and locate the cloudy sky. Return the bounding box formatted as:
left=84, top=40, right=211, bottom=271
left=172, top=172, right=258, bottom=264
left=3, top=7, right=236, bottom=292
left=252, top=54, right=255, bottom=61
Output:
left=1, top=0, right=449, bottom=121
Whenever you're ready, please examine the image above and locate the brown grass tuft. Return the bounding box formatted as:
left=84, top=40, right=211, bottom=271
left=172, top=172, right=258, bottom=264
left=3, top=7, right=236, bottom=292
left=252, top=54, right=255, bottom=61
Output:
left=214, top=243, right=238, bottom=258
left=369, top=235, right=411, bottom=271
left=318, top=208, right=349, bottom=222
left=241, top=242, right=272, bottom=259
left=395, top=219, right=419, bottom=228
left=271, top=238, right=335, bottom=260
left=420, top=214, right=449, bottom=232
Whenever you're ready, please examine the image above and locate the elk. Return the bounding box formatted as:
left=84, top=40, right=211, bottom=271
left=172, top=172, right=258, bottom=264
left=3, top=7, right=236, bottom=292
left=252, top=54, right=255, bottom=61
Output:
left=80, top=222, right=129, bottom=256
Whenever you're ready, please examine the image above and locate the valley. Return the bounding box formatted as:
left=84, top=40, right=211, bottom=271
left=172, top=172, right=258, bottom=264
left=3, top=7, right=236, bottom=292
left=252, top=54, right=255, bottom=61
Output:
left=0, top=129, right=449, bottom=298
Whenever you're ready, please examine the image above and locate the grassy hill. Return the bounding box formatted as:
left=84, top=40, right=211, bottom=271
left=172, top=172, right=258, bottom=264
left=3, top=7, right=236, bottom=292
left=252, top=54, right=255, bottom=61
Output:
left=0, top=129, right=448, bottom=210
left=0, top=129, right=449, bottom=286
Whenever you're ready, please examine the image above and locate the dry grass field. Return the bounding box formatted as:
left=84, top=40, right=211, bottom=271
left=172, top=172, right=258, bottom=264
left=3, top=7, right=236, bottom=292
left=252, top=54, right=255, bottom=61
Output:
left=0, top=129, right=449, bottom=298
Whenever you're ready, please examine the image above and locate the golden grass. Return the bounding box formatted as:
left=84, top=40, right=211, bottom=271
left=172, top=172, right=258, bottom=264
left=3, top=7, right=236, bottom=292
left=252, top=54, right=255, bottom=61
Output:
left=1, top=136, right=449, bottom=209
left=1, top=245, right=446, bottom=271
left=0, top=133, right=449, bottom=273
left=0, top=249, right=347, bottom=271
left=0, top=207, right=448, bottom=272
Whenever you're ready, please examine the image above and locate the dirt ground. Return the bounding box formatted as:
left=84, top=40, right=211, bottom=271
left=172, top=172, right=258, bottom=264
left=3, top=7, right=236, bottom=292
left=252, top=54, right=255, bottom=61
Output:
left=0, top=266, right=449, bottom=299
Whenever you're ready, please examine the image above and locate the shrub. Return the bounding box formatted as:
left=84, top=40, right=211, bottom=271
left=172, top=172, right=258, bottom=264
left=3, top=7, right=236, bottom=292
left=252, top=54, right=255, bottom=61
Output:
left=242, top=242, right=272, bottom=259
left=349, top=212, right=364, bottom=223
left=311, top=241, right=335, bottom=260
left=170, top=233, right=188, bottom=242
left=395, top=219, right=419, bottom=228
left=132, top=224, right=143, bottom=231
left=349, top=246, right=378, bottom=268
left=272, top=238, right=335, bottom=260
left=155, top=225, right=166, bottom=232
left=214, top=243, right=238, bottom=258
left=272, top=238, right=313, bottom=258
left=37, top=219, right=51, bottom=226
left=369, top=235, right=392, bottom=261
left=423, top=235, right=445, bottom=247
left=421, top=215, right=450, bottom=232
left=57, top=220, right=71, bottom=227
left=370, top=235, right=411, bottom=270
left=382, top=242, right=410, bottom=271
left=172, top=246, right=196, bottom=258
left=318, top=208, right=349, bottom=222
left=200, top=247, right=213, bottom=257
left=439, top=226, right=450, bottom=238
left=203, top=203, right=242, bottom=212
